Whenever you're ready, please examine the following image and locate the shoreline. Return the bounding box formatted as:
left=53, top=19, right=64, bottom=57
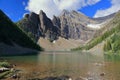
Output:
left=0, top=43, right=38, bottom=56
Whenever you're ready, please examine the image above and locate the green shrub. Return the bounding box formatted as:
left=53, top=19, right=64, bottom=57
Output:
left=103, top=40, right=112, bottom=51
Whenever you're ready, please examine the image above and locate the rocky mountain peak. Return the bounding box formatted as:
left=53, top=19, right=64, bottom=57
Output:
left=39, top=10, right=54, bottom=33
left=17, top=10, right=116, bottom=42
left=18, top=10, right=96, bottom=41
left=18, top=10, right=60, bottom=41
left=23, top=13, right=29, bottom=18
left=39, top=10, right=60, bottom=40
left=29, top=12, right=39, bottom=23
left=39, top=10, right=47, bottom=18
left=60, top=9, right=70, bottom=16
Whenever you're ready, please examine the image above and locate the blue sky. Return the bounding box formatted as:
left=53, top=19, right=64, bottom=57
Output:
left=0, top=0, right=119, bottom=22
left=79, top=0, right=111, bottom=17
left=0, top=0, right=28, bottom=22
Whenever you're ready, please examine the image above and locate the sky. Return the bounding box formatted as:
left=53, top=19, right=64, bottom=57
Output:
left=0, top=0, right=120, bottom=22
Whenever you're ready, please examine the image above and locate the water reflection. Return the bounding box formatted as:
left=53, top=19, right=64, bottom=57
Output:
left=104, top=54, right=120, bottom=80
left=1, top=52, right=120, bottom=80
left=37, top=52, right=104, bottom=79
left=104, top=54, right=120, bottom=62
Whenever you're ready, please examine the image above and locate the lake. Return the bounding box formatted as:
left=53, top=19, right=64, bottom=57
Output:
left=1, top=51, right=120, bottom=80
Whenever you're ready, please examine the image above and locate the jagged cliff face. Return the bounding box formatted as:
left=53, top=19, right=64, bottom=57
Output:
left=57, top=10, right=96, bottom=40
left=17, top=10, right=115, bottom=42
left=39, top=10, right=60, bottom=41
left=18, top=10, right=60, bottom=41
left=17, top=12, right=40, bottom=41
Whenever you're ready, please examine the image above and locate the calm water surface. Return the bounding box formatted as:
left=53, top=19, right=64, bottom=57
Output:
left=1, top=52, right=120, bottom=80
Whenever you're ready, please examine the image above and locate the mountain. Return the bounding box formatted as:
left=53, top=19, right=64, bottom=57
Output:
left=17, top=10, right=116, bottom=51
left=92, top=12, right=115, bottom=23
left=73, top=10, right=120, bottom=54
left=101, top=11, right=120, bottom=54
left=56, top=10, right=96, bottom=40
left=17, top=10, right=104, bottom=42
left=0, top=10, right=42, bottom=55
left=17, top=10, right=60, bottom=42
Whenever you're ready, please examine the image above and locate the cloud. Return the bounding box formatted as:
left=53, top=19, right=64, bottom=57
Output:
left=94, top=0, right=120, bottom=17
left=87, top=0, right=101, bottom=5
left=25, top=0, right=100, bottom=18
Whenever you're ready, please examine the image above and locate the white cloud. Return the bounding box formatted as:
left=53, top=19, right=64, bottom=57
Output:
left=94, top=0, right=120, bottom=18
left=25, top=0, right=100, bottom=19
left=87, top=0, right=100, bottom=5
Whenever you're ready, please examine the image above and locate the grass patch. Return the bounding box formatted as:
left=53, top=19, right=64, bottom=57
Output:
left=0, top=62, right=10, bottom=68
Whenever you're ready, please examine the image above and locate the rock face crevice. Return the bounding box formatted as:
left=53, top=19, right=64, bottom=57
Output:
left=39, top=10, right=60, bottom=41
left=17, top=10, right=114, bottom=42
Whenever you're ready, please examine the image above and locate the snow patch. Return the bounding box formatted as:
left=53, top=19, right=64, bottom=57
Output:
left=87, top=24, right=101, bottom=29
left=87, top=22, right=105, bottom=29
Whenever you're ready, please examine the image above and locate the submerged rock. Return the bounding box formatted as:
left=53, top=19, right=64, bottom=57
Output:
left=100, top=72, right=105, bottom=76
left=11, top=74, right=20, bottom=79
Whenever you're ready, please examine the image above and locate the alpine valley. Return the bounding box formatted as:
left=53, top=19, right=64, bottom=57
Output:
left=1, top=9, right=120, bottom=53
left=17, top=9, right=116, bottom=51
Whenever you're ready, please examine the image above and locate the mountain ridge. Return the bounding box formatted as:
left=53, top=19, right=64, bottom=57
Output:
left=73, top=10, right=120, bottom=53
left=0, top=10, right=42, bottom=54
left=18, top=10, right=115, bottom=42
left=17, top=10, right=117, bottom=51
